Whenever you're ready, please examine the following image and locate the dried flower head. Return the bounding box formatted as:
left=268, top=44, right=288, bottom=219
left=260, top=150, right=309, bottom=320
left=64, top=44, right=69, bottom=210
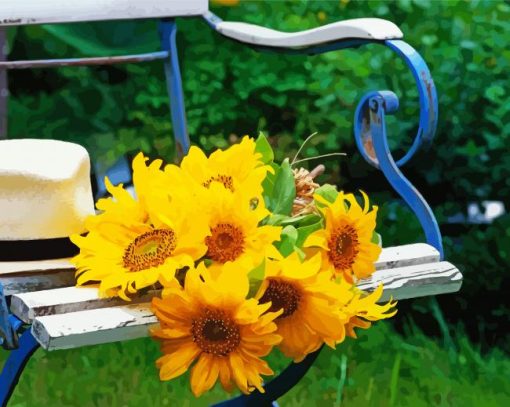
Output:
left=291, top=165, right=324, bottom=216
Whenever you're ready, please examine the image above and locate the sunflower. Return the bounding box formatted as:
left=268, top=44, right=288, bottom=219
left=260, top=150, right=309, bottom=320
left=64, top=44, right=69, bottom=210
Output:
left=339, top=282, right=397, bottom=338
left=168, top=136, right=271, bottom=203
left=151, top=262, right=282, bottom=396
left=329, top=278, right=397, bottom=338
left=304, top=191, right=381, bottom=282
left=203, top=183, right=282, bottom=272
left=255, top=253, right=348, bottom=362
left=130, top=153, right=172, bottom=217
left=71, top=157, right=210, bottom=300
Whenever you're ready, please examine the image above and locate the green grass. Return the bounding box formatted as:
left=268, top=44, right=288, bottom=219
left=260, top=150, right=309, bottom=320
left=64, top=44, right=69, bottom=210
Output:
left=2, top=322, right=509, bottom=407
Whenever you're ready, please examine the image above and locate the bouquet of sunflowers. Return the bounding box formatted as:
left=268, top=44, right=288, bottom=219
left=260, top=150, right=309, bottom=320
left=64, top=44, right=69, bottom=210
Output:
left=71, top=134, right=396, bottom=397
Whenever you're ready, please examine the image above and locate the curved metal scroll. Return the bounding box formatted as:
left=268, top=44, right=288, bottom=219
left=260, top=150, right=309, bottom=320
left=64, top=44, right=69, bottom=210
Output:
left=354, top=40, right=443, bottom=258
left=1, top=286, right=39, bottom=407
left=0, top=285, right=18, bottom=350
left=0, top=328, right=40, bottom=407
left=354, top=40, right=438, bottom=168
left=354, top=91, right=443, bottom=258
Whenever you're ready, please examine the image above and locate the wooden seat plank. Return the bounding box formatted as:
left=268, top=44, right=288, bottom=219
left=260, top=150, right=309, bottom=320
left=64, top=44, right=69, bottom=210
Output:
left=4, top=243, right=439, bottom=297
left=30, top=260, right=462, bottom=351
left=0, top=258, right=75, bottom=296
left=32, top=304, right=157, bottom=351
left=357, top=261, right=462, bottom=302
left=374, top=243, right=439, bottom=270
left=10, top=286, right=159, bottom=323
left=11, top=243, right=440, bottom=322
left=0, top=0, right=208, bottom=27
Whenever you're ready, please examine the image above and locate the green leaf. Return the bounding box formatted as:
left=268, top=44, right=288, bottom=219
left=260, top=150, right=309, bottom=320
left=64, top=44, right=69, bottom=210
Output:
left=277, top=225, right=298, bottom=257
left=262, top=163, right=278, bottom=211
left=247, top=260, right=266, bottom=298
left=265, top=214, right=289, bottom=226
left=255, top=132, right=274, bottom=164
left=314, top=184, right=339, bottom=205
left=296, top=219, right=323, bottom=247
left=270, top=158, right=296, bottom=216
left=371, top=232, right=382, bottom=247
left=265, top=213, right=320, bottom=227
left=295, top=214, right=322, bottom=227
left=485, top=85, right=505, bottom=103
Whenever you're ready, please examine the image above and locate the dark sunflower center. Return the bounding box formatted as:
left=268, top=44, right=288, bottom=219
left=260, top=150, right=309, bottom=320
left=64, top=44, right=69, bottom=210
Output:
left=259, top=279, right=301, bottom=320
left=122, top=229, right=177, bottom=272
left=203, top=174, right=234, bottom=192
left=191, top=308, right=241, bottom=356
left=206, top=223, right=245, bottom=263
left=328, top=224, right=360, bottom=270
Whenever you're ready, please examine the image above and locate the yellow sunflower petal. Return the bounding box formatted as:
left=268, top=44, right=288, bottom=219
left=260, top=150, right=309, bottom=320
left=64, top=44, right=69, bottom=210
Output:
left=229, top=352, right=249, bottom=394
left=157, top=341, right=200, bottom=381
left=190, top=354, right=220, bottom=397
left=303, top=229, right=329, bottom=250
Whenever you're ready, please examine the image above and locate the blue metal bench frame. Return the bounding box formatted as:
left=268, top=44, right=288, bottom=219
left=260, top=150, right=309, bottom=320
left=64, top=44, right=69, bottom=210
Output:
left=0, top=12, right=441, bottom=407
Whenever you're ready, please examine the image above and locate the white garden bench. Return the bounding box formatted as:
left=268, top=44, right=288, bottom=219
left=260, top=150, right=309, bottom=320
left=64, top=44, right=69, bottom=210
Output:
left=0, top=1, right=462, bottom=406
left=4, top=243, right=460, bottom=351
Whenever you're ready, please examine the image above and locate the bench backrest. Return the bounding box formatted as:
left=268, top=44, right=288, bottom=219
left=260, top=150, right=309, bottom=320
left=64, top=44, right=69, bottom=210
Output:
left=0, top=0, right=208, bottom=27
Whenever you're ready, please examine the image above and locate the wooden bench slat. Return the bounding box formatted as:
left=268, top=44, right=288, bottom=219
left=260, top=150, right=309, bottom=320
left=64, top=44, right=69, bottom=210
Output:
left=357, top=261, right=462, bottom=302
left=30, top=260, right=462, bottom=351
left=0, top=259, right=73, bottom=276
left=0, top=258, right=75, bottom=296
left=375, top=243, right=439, bottom=270
left=32, top=304, right=157, bottom=351
left=0, top=0, right=208, bottom=27
left=3, top=243, right=439, bottom=296
left=10, top=286, right=159, bottom=323
left=10, top=243, right=441, bottom=322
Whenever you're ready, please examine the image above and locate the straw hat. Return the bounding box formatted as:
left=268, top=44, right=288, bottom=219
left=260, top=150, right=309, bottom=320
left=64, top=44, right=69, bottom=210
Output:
left=0, top=139, right=95, bottom=267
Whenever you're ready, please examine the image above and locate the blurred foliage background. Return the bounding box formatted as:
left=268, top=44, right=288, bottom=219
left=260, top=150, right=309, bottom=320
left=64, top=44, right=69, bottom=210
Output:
left=2, top=0, right=509, bottom=405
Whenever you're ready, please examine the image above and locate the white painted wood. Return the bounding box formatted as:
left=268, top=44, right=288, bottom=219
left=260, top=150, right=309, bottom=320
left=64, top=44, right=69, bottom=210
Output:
left=3, top=243, right=438, bottom=298
left=0, top=0, right=208, bottom=26
left=357, top=261, right=462, bottom=302
left=32, top=303, right=157, bottom=351
left=9, top=243, right=440, bottom=321
left=0, top=258, right=73, bottom=275
left=215, top=18, right=403, bottom=48
left=375, top=243, right=439, bottom=270
left=11, top=286, right=159, bottom=323
left=0, top=258, right=75, bottom=295
left=31, top=260, right=462, bottom=350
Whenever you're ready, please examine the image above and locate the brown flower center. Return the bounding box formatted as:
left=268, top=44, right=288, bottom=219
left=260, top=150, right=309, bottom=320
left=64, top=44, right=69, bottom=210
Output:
left=122, top=229, right=177, bottom=272
left=206, top=223, right=245, bottom=263
left=259, top=279, right=301, bottom=320
left=191, top=308, right=241, bottom=356
left=328, top=224, right=359, bottom=270
left=203, top=174, right=234, bottom=192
